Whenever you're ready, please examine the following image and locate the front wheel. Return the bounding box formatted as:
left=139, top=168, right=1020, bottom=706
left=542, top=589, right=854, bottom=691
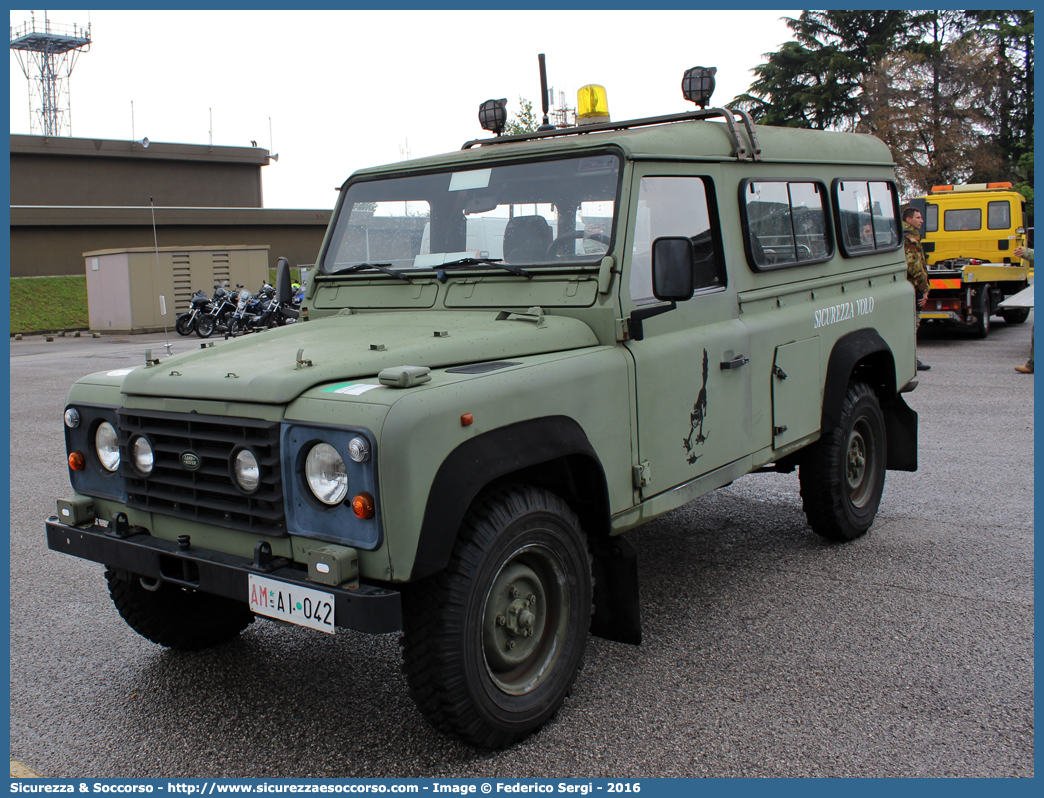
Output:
left=400, top=485, right=593, bottom=748
left=799, top=381, right=886, bottom=542
left=175, top=313, right=195, bottom=336
left=105, top=567, right=254, bottom=650
left=195, top=314, right=216, bottom=338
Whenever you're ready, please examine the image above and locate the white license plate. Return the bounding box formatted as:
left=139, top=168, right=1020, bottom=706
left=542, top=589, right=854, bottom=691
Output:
left=248, top=574, right=335, bottom=634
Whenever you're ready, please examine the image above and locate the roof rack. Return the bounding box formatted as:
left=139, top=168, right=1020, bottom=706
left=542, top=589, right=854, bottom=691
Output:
left=461, top=106, right=763, bottom=162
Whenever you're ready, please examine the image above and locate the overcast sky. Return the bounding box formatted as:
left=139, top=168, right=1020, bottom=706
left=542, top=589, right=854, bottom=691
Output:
left=10, top=9, right=800, bottom=209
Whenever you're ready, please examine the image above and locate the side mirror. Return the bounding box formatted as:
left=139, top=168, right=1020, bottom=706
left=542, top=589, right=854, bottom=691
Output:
left=652, top=237, right=695, bottom=302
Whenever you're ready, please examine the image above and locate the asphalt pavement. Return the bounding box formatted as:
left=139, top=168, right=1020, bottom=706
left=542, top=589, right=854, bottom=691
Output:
left=8, top=319, right=1035, bottom=778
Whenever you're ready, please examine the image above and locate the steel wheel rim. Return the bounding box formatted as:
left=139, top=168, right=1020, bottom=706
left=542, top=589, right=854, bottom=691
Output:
left=846, top=418, right=877, bottom=507
left=481, top=543, right=569, bottom=696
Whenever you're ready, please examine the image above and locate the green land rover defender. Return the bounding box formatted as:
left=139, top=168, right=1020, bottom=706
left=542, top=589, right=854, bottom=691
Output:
left=47, top=75, right=918, bottom=748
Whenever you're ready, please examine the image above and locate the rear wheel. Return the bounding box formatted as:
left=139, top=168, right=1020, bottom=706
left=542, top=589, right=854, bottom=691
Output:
left=1002, top=307, right=1031, bottom=324
left=799, top=382, right=886, bottom=542
left=400, top=485, right=593, bottom=748
left=105, top=567, right=254, bottom=650
left=973, top=286, right=991, bottom=339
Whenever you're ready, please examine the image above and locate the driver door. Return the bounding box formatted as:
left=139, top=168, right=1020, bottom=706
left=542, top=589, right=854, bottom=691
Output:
left=623, top=167, right=752, bottom=499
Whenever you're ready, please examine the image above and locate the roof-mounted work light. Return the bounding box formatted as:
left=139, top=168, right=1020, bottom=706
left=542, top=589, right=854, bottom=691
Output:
left=479, top=98, right=508, bottom=136
left=577, top=84, right=610, bottom=126
left=682, top=66, right=717, bottom=108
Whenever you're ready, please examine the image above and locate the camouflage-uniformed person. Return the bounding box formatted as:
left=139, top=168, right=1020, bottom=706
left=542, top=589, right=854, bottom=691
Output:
left=902, top=207, right=930, bottom=371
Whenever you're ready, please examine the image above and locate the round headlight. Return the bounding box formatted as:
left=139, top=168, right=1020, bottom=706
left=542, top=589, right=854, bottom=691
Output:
left=64, top=408, right=81, bottom=428
left=305, top=443, right=348, bottom=505
left=132, top=437, right=154, bottom=475
left=347, top=436, right=371, bottom=463
left=234, top=449, right=260, bottom=492
left=95, top=421, right=120, bottom=472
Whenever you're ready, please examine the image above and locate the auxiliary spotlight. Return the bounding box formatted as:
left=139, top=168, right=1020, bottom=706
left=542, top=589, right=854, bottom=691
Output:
left=682, top=66, right=717, bottom=108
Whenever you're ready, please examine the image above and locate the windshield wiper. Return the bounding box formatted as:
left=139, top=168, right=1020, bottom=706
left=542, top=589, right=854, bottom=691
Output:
left=435, top=257, right=532, bottom=282
left=330, top=262, right=413, bottom=282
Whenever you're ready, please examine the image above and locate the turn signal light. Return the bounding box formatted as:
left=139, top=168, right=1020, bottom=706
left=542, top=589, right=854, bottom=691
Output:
left=351, top=492, right=375, bottom=519
left=68, top=451, right=85, bottom=471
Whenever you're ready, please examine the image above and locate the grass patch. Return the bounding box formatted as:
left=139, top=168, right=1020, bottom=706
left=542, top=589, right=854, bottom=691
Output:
left=10, top=276, right=89, bottom=334
left=267, top=266, right=304, bottom=287
left=10, top=266, right=307, bottom=334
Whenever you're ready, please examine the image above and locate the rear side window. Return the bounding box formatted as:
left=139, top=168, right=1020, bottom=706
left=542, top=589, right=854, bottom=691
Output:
left=988, top=200, right=1011, bottom=230
left=944, top=208, right=982, bottom=231
left=925, top=204, right=939, bottom=233
left=833, top=180, right=901, bottom=257
left=630, top=176, right=723, bottom=304
left=741, top=180, right=832, bottom=270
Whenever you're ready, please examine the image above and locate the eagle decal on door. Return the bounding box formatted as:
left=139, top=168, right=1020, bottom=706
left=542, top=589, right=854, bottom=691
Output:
left=682, top=348, right=710, bottom=464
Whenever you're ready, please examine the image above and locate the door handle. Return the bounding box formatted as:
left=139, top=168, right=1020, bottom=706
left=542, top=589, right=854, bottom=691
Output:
left=720, top=355, right=750, bottom=370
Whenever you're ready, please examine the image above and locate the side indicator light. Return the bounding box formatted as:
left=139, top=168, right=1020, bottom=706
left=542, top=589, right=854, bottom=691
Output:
left=69, top=451, right=85, bottom=471
left=461, top=413, right=474, bottom=427
left=351, top=493, right=375, bottom=520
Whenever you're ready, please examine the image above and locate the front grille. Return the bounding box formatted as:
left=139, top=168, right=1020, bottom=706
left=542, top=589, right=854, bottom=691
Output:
left=119, top=409, right=286, bottom=536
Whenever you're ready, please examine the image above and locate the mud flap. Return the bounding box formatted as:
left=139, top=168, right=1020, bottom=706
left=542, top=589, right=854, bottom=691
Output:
left=590, top=534, right=641, bottom=645
left=883, top=393, right=918, bottom=472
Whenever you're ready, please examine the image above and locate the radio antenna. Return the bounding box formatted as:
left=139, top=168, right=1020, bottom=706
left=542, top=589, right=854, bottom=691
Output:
left=150, top=197, right=172, bottom=355
left=537, top=54, right=555, bottom=131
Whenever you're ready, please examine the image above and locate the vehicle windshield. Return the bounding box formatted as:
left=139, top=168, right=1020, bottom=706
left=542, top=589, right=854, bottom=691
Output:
left=320, top=153, right=621, bottom=275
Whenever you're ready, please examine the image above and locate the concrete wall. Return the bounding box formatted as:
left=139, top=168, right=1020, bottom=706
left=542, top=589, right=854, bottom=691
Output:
left=11, top=206, right=330, bottom=278
left=9, top=134, right=332, bottom=278
left=10, top=135, right=268, bottom=207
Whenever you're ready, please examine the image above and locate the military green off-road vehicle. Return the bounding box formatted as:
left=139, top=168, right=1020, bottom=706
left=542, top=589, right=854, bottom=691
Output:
left=47, top=75, right=918, bottom=748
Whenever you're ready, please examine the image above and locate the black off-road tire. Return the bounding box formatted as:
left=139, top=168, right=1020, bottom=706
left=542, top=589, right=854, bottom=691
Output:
left=1002, top=307, right=1031, bottom=324
left=799, top=382, right=886, bottom=542
left=105, top=567, right=255, bottom=650
left=399, top=485, right=593, bottom=749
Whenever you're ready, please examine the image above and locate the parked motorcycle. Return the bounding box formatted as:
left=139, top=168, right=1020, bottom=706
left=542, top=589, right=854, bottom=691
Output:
left=224, top=258, right=300, bottom=336
left=226, top=285, right=277, bottom=337
left=195, top=284, right=241, bottom=339
left=174, top=290, right=213, bottom=336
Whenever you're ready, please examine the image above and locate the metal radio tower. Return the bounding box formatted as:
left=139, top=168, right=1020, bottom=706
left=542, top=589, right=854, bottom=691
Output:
left=10, top=11, right=92, bottom=137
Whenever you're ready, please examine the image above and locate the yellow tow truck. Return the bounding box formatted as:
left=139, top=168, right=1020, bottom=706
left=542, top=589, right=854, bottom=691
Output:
left=911, top=182, right=1032, bottom=338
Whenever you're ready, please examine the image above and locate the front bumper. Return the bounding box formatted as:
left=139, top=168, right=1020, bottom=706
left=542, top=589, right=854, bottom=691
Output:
left=45, top=515, right=401, bottom=634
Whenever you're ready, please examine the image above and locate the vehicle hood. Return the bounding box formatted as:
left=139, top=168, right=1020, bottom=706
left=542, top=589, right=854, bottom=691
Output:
left=119, top=310, right=599, bottom=404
